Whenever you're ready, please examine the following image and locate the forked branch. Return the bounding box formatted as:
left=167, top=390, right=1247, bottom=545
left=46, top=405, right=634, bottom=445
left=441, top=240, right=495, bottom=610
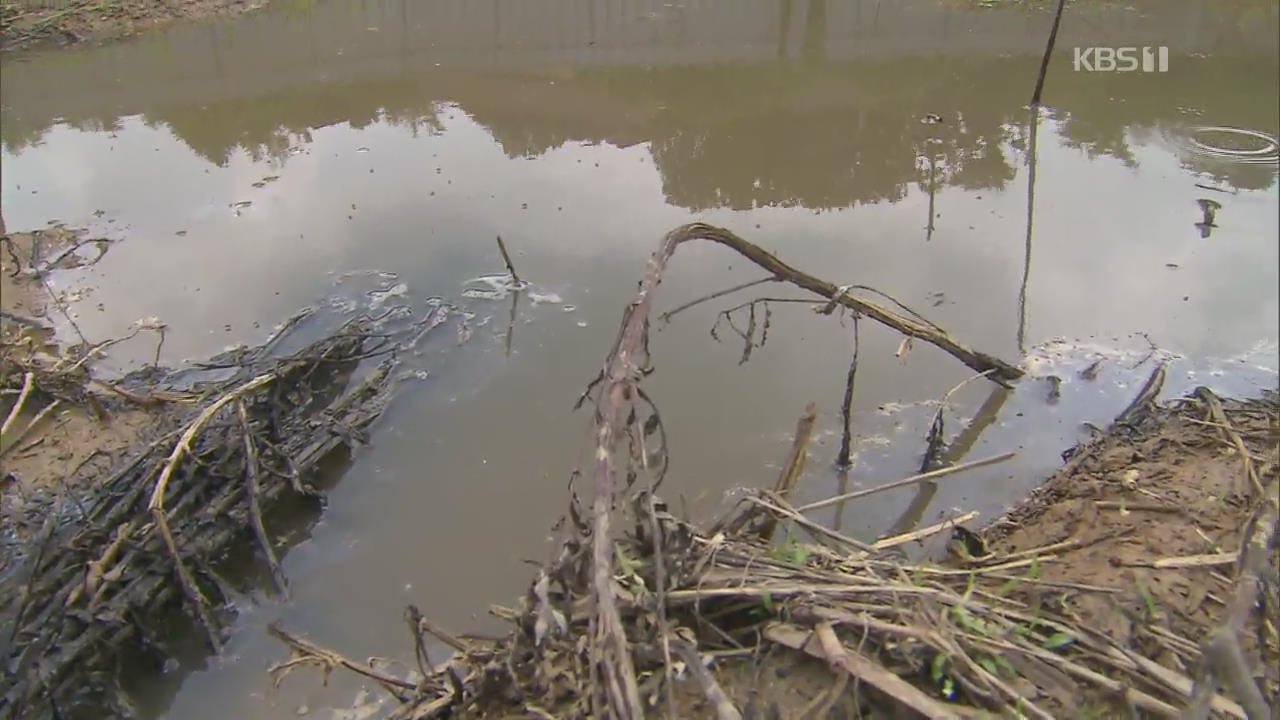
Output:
left=581, top=224, right=1022, bottom=717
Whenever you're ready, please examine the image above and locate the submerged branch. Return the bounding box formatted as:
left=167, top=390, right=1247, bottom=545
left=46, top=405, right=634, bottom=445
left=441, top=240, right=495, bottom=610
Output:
left=836, top=316, right=860, bottom=468
left=496, top=235, right=522, bottom=286
left=659, top=276, right=777, bottom=322
left=664, top=224, right=1022, bottom=383
left=795, top=452, right=1016, bottom=513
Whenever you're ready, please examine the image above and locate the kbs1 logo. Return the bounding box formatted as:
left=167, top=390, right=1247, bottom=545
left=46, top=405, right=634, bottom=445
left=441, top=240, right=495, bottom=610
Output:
left=1072, top=46, right=1169, bottom=72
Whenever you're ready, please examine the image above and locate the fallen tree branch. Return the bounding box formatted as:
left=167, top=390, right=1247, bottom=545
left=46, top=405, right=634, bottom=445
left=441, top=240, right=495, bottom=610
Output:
left=1195, top=387, right=1264, bottom=497
left=660, top=224, right=1022, bottom=383
left=268, top=623, right=414, bottom=701
left=575, top=226, right=1020, bottom=712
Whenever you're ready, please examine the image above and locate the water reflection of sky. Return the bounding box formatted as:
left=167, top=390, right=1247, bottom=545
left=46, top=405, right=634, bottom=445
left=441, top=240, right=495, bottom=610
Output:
left=4, top=108, right=1273, bottom=366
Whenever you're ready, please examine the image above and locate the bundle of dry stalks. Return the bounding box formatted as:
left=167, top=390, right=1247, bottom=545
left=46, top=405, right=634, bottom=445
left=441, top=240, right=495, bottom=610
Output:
left=0, top=308, right=446, bottom=717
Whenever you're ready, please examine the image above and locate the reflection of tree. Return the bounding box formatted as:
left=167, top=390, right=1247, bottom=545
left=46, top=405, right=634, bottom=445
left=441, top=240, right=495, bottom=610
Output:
left=637, top=59, right=1030, bottom=210
left=2, top=114, right=125, bottom=154
left=145, top=80, right=446, bottom=166
left=453, top=75, right=650, bottom=159
left=2, top=53, right=1274, bottom=203
left=650, top=112, right=918, bottom=209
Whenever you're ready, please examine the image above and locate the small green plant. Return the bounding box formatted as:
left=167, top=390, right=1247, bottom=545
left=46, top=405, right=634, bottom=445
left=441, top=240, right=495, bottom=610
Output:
left=994, top=654, right=1017, bottom=677
left=1042, top=631, right=1075, bottom=650
left=952, top=605, right=989, bottom=636
left=998, top=556, right=1041, bottom=595
left=769, top=528, right=811, bottom=565
left=978, top=655, right=999, bottom=675
left=1137, top=582, right=1160, bottom=620
left=755, top=590, right=775, bottom=617
left=930, top=653, right=958, bottom=699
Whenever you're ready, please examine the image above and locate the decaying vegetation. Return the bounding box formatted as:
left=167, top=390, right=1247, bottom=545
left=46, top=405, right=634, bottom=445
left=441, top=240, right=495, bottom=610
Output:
left=0, top=225, right=472, bottom=716
left=0, top=311, right=419, bottom=716
left=259, top=225, right=1277, bottom=719
left=2, top=223, right=1275, bottom=718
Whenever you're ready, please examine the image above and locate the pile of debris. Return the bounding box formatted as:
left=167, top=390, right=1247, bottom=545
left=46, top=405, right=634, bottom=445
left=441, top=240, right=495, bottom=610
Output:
left=267, top=225, right=1277, bottom=719
left=272, top=388, right=1277, bottom=719
left=0, top=306, right=432, bottom=717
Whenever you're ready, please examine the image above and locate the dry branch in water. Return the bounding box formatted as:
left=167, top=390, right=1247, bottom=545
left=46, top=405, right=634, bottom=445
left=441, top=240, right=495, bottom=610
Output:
left=268, top=623, right=415, bottom=700
left=754, top=402, right=817, bottom=541
left=284, top=382, right=1276, bottom=720
left=660, top=224, right=1024, bottom=383
left=496, top=235, right=522, bottom=286
left=255, top=224, right=1023, bottom=719
left=794, top=452, right=1015, bottom=513
left=262, top=226, right=1279, bottom=720
left=574, top=224, right=1019, bottom=716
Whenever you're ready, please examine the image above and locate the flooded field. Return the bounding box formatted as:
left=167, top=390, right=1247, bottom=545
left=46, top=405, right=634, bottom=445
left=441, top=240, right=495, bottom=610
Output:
left=1, top=0, right=1277, bottom=717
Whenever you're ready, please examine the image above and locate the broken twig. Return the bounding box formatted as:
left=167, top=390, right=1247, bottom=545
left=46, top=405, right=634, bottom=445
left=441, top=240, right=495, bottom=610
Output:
left=796, top=452, right=1015, bottom=513
left=496, top=235, right=522, bottom=286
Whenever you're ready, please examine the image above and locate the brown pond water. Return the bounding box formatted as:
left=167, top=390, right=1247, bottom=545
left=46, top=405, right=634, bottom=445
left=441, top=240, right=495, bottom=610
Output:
left=2, top=0, right=1278, bottom=717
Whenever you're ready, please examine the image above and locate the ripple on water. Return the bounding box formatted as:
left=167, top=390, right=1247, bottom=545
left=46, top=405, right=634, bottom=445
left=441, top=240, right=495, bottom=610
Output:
left=1182, top=126, right=1280, bottom=165
left=368, top=282, right=409, bottom=308
left=528, top=291, right=562, bottom=306
left=461, top=273, right=517, bottom=300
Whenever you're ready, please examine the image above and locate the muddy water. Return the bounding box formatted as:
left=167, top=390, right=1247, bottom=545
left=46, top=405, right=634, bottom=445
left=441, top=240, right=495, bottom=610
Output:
left=2, top=0, right=1278, bottom=717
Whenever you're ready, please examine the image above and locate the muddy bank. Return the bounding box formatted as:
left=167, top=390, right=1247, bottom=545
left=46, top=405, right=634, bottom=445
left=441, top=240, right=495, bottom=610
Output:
left=1, top=227, right=156, bottom=496
left=0, top=0, right=265, bottom=52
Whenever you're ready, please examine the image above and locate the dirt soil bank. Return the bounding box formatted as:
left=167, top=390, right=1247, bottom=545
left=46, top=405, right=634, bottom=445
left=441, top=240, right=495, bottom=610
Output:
left=983, top=390, right=1279, bottom=674
left=701, top=391, right=1280, bottom=718
left=1, top=0, right=266, bottom=52
left=1, top=227, right=154, bottom=501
